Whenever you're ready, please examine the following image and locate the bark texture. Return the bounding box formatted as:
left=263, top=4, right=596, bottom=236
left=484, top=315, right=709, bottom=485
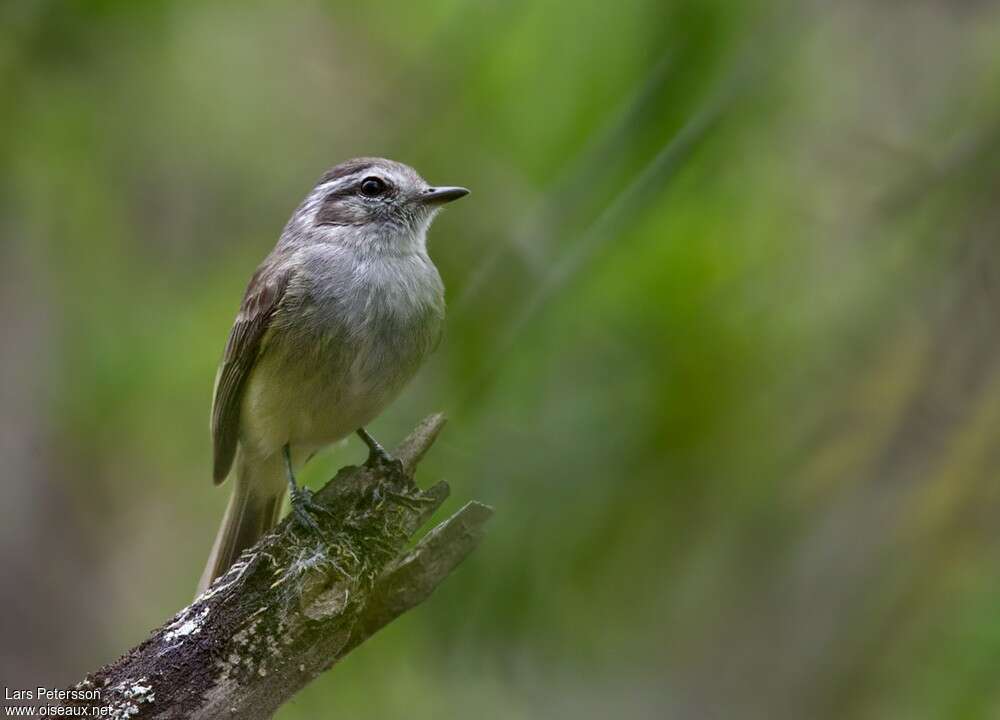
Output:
left=65, top=414, right=491, bottom=719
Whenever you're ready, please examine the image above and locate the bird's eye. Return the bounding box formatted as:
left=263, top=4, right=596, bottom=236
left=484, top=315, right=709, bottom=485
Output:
left=359, top=177, right=387, bottom=197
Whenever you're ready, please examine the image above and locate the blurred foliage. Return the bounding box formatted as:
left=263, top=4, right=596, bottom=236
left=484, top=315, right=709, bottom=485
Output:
left=3, top=1, right=1000, bottom=718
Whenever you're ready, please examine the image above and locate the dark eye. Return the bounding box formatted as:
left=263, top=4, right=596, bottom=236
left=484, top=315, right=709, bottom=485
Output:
left=359, top=176, right=387, bottom=197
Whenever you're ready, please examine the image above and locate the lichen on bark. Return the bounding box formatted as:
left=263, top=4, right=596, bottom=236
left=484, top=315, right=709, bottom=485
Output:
left=64, top=415, right=491, bottom=720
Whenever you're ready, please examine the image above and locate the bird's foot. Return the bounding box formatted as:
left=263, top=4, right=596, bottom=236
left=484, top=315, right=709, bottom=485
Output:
left=357, top=428, right=409, bottom=484
left=368, top=449, right=407, bottom=483
left=289, top=485, right=334, bottom=536
left=282, top=444, right=333, bottom=536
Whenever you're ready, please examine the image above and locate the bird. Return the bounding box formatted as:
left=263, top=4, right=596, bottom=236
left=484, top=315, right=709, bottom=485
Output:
left=197, top=157, right=468, bottom=594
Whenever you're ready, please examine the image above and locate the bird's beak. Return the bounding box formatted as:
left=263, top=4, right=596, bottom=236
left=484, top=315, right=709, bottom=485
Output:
left=419, top=186, right=470, bottom=205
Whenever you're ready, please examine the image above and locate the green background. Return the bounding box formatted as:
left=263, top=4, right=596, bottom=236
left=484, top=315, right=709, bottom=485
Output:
left=3, top=1, right=1000, bottom=718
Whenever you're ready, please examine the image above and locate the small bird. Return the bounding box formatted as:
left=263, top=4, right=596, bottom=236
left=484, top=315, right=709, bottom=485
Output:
left=198, top=157, right=468, bottom=593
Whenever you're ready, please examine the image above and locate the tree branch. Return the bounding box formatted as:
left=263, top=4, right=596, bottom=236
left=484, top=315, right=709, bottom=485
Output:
left=64, top=414, right=492, bottom=719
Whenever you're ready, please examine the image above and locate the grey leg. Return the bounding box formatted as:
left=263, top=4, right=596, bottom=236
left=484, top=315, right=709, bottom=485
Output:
left=284, top=444, right=332, bottom=534
left=356, top=428, right=406, bottom=479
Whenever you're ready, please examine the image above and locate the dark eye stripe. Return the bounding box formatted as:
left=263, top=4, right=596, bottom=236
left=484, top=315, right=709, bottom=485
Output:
left=322, top=187, right=353, bottom=203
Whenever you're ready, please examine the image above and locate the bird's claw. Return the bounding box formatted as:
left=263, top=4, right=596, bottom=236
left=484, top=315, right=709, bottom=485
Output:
left=289, top=486, right=333, bottom=536
left=366, top=450, right=408, bottom=484
left=358, top=428, right=411, bottom=485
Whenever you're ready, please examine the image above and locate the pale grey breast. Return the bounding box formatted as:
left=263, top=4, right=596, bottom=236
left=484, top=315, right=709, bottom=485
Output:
left=243, top=244, right=444, bottom=454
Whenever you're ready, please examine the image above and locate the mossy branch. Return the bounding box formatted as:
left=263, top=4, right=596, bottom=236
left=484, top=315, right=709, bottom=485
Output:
left=64, top=415, right=492, bottom=720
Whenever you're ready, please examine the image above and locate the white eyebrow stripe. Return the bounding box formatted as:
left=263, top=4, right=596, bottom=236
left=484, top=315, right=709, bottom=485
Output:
left=315, top=174, right=363, bottom=195
left=314, top=168, right=408, bottom=199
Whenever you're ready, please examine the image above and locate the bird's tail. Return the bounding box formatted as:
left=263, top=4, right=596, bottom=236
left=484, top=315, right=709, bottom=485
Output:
left=196, top=450, right=285, bottom=596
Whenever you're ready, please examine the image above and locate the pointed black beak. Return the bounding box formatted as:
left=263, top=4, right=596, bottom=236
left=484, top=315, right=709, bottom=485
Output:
left=420, top=186, right=470, bottom=205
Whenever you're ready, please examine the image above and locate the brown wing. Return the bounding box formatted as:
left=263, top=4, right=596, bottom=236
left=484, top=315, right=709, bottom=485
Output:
left=211, top=260, right=293, bottom=484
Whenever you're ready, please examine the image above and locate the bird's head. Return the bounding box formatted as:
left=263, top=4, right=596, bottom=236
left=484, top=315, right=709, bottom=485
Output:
left=289, top=157, right=468, bottom=256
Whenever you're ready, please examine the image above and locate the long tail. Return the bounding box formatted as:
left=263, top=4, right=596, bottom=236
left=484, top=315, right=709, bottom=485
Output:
left=196, top=450, right=285, bottom=596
